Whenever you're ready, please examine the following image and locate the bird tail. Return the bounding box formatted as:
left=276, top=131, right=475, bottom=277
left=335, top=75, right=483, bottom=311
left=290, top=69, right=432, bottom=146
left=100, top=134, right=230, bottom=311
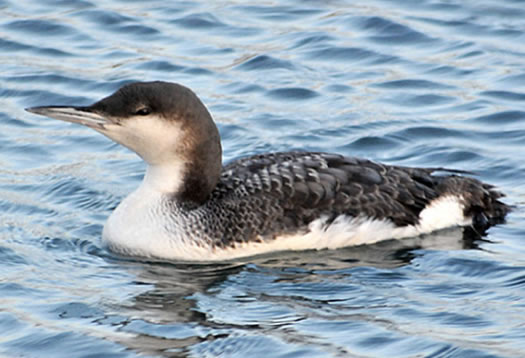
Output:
left=437, top=176, right=510, bottom=231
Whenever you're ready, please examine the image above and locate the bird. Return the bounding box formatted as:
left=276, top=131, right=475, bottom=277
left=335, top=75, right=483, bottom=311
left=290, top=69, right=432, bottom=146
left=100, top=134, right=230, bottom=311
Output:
left=26, top=81, right=510, bottom=261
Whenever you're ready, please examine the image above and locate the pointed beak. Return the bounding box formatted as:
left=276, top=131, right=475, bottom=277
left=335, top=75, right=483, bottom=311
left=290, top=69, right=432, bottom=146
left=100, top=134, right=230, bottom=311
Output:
left=25, top=106, right=113, bottom=130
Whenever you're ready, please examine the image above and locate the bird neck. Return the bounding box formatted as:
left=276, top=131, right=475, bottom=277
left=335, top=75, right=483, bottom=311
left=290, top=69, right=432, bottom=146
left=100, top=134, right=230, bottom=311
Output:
left=142, top=133, right=222, bottom=206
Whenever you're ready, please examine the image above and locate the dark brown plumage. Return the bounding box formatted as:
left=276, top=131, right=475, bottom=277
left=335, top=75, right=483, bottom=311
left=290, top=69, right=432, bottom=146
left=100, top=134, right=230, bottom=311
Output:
left=189, top=151, right=510, bottom=247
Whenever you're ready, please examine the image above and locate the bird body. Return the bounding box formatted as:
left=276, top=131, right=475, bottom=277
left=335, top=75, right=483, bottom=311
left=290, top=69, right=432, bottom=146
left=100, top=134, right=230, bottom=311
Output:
left=26, top=81, right=509, bottom=261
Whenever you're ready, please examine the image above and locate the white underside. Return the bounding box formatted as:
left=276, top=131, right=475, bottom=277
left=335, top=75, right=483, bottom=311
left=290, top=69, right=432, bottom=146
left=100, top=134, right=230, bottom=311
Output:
left=103, top=184, right=471, bottom=261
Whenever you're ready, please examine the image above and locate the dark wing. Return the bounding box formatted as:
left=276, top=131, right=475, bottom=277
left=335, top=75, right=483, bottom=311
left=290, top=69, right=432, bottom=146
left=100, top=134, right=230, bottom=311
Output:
left=211, top=152, right=508, bottom=246
left=218, top=152, right=440, bottom=228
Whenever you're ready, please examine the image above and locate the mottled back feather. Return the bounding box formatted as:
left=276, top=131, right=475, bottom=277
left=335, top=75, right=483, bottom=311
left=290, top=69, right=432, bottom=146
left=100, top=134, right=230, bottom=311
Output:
left=197, top=152, right=508, bottom=247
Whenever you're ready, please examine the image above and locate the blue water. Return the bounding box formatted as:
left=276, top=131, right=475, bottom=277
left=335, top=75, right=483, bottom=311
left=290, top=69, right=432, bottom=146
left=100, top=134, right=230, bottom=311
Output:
left=1, top=0, right=525, bottom=357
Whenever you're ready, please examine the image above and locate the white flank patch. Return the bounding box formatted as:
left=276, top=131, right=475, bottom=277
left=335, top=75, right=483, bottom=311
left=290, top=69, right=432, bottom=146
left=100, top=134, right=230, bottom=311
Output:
left=417, top=194, right=469, bottom=232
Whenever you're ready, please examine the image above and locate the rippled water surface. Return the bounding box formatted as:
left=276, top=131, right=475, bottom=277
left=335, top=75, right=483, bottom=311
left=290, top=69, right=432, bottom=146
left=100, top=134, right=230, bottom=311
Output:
left=2, top=0, right=525, bottom=357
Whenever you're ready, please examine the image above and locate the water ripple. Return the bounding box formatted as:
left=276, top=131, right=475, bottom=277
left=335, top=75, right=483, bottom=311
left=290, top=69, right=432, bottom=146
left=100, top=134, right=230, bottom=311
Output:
left=306, top=46, right=399, bottom=65
left=373, top=79, right=454, bottom=90
left=357, top=16, right=438, bottom=45
left=172, top=13, right=227, bottom=30
left=5, top=19, right=82, bottom=38
left=266, top=87, right=319, bottom=101
left=237, top=55, right=296, bottom=71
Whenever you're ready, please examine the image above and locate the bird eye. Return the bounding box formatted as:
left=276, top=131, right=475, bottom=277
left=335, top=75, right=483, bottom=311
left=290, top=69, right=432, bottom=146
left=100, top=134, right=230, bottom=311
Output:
left=135, top=107, right=151, bottom=116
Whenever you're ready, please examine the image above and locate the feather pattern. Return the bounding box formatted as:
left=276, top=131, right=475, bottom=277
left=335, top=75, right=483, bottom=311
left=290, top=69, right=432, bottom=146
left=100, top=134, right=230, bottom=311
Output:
left=159, top=152, right=509, bottom=251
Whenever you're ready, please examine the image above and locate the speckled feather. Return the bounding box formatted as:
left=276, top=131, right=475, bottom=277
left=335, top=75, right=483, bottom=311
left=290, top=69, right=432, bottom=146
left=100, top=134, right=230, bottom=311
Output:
left=162, top=151, right=509, bottom=249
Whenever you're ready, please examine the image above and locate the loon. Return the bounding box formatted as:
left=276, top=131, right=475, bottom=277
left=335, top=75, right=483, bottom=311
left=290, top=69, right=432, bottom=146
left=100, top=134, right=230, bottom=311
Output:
left=26, top=81, right=509, bottom=261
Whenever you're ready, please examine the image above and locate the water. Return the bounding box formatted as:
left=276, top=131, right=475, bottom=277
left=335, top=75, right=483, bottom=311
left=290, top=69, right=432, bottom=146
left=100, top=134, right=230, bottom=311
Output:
left=1, top=0, right=525, bottom=357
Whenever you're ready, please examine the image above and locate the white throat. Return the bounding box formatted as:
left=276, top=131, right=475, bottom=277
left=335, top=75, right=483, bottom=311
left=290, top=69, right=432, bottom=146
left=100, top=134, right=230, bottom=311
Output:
left=143, top=161, right=188, bottom=194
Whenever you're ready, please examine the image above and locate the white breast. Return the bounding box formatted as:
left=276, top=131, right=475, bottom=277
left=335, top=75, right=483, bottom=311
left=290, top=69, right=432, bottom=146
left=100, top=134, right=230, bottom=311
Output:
left=102, top=184, right=171, bottom=258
